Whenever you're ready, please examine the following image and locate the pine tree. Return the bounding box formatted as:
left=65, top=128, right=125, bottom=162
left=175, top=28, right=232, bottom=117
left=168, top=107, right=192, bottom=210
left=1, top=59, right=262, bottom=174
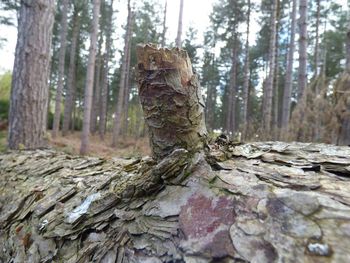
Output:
left=298, top=0, right=308, bottom=100
left=80, top=0, right=101, bottom=155
left=175, top=0, right=184, bottom=47
left=281, top=0, right=297, bottom=134
left=262, top=0, right=278, bottom=136
left=8, top=0, right=55, bottom=149
left=52, top=0, right=69, bottom=138
left=62, top=2, right=82, bottom=136
left=99, top=0, right=114, bottom=140
left=242, top=0, right=251, bottom=139
left=112, top=0, right=133, bottom=147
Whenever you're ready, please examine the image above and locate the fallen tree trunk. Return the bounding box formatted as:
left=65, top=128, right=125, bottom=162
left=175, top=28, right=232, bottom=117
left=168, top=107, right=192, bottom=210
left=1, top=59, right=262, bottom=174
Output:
left=1, top=46, right=350, bottom=263
left=1, top=141, right=350, bottom=262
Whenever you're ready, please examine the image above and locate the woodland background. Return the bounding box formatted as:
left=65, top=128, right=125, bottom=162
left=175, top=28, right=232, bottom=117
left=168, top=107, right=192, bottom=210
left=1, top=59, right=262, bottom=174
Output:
left=0, top=0, right=349, bottom=156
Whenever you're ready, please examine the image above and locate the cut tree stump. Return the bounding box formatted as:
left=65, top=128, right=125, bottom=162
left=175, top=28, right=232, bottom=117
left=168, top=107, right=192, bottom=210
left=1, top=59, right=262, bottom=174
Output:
left=1, top=142, right=350, bottom=262
left=1, top=46, right=350, bottom=262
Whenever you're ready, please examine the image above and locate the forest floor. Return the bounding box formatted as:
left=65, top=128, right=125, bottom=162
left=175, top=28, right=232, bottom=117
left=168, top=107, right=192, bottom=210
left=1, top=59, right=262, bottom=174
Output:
left=0, top=130, right=151, bottom=159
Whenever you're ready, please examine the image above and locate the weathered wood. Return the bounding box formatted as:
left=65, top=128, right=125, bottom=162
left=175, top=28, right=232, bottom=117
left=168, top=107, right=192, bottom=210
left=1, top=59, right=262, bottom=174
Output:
left=136, top=44, right=207, bottom=160
left=1, top=141, right=350, bottom=262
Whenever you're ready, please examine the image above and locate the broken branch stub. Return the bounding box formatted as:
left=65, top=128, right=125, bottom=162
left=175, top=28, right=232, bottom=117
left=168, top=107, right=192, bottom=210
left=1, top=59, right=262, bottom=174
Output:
left=137, top=44, right=207, bottom=160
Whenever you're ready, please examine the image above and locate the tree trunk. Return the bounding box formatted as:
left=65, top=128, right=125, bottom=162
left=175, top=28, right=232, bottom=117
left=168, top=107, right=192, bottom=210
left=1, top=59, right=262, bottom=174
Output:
left=242, top=0, right=251, bottom=140
left=80, top=0, right=101, bottom=155
left=262, top=0, right=278, bottom=136
left=272, top=0, right=280, bottom=138
left=91, top=34, right=103, bottom=134
left=298, top=0, right=308, bottom=100
left=3, top=44, right=350, bottom=263
left=98, top=0, right=114, bottom=140
left=314, top=0, right=321, bottom=80
left=335, top=17, right=350, bottom=145
left=112, top=0, right=132, bottom=147
left=205, top=55, right=217, bottom=132
left=226, top=34, right=238, bottom=135
left=2, top=142, right=350, bottom=262
left=52, top=0, right=69, bottom=138
left=8, top=0, right=55, bottom=150
left=346, top=9, right=350, bottom=72
left=62, top=7, right=81, bottom=136
left=136, top=44, right=207, bottom=160
left=161, top=0, right=167, bottom=47
left=281, top=0, right=297, bottom=133
left=122, top=44, right=132, bottom=136
left=175, top=0, right=184, bottom=47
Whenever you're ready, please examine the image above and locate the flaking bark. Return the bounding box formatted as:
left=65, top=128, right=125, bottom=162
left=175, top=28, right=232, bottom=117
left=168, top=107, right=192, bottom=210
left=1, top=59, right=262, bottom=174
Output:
left=2, top=44, right=350, bottom=263
left=136, top=44, right=207, bottom=160
left=1, top=141, right=350, bottom=262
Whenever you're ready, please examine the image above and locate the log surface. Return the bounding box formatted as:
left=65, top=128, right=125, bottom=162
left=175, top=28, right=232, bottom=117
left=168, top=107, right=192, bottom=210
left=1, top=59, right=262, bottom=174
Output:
left=1, top=141, right=350, bottom=262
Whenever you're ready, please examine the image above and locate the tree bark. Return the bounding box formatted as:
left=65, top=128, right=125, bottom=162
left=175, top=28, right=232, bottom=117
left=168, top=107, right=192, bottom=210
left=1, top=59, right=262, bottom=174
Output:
left=91, top=34, right=103, bottom=134
left=272, top=0, right=280, bottom=137
left=3, top=43, right=350, bottom=263
left=98, top=0, right=114, bottom=140
left=262, top=0, right=278, bottom=136
left=112, top=0, right=132, bottom=147
left=62, top=6, right=81, bottom=136
left=2, top=141, right=350, bottom=262
left=175, top=0, right=184, bottom=47
left=226, top=34, right=238, bottom=135
left=314, top=0, right=321, bottom=80
left=161, top=0, right=167, bottom=47
left=335, top=16, right=350, bottom=145
left=205, top=55, right=217, bottom=132
left=80, top=0, right=101, bottom=155
left=298, top=0, right=308, bottom=100
left=281, top=0, right=297, bottom=133
left=98, top=54, right=109, bottom=140
left=346, top=8, right=350, bottom=72
left=52, top=0, right=69, bottom=138
left=136, top=44, right=207, bottom=160
left=242, top=0, right=251, bottom=140
left=122, top=43, right=132, bottom=136
left=8, top=0, right=55, bottom=150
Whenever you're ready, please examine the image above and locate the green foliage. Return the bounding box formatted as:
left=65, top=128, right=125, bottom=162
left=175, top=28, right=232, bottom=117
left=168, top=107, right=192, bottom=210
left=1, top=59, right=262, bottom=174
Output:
left=183, top=27, right=201, bottom=68
left=0, top=0, right=18, bottom=27
left=0, top=71, right=11, bottom=121
left=0, top=71, right=11, bottom=99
